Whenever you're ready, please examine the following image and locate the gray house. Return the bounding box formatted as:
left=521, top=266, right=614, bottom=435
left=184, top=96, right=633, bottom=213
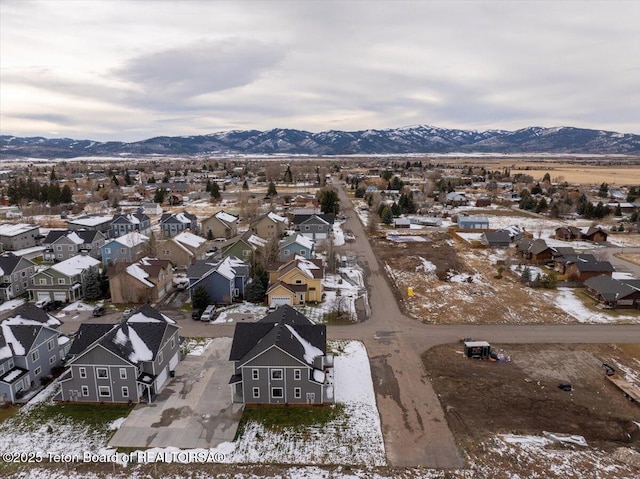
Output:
left=110, top=213, right=152, bottom=239
left=101, top=232, right=149, bottom=266
left=480, top=230, right=511, bottom=247
left=293, top=214, right=334, bottom=241
left=187, top=255, right=249, bottom=305
left=0, top=304, right=69, bottom=403
left=279, top=234, right=315, bottom=261
left=29, top=255, right=101, bottom=303
left=229, top=305, right=332, bottom=405
left=159, top=211, right=198, bottom=238
left=0, top=253, right=37, bottom=301
left=0, top=223, right=40, bottom=251
left=42, top=229, right=106, bottom=262
left=67, top=215, right=113, bottom=237
left=57, top=305, right=180, bottom=404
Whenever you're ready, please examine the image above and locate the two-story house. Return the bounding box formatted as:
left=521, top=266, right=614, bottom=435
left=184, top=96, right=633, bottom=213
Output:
left=250, top=212, right=287, bottom=240
left=229, top=305, right=331, bottom=405
left=0, top=223, right=40, bottom=252
left=67, top=215, right=114, bottom=238
left=156, top=231, right=207, bottom=268
left=108, top=257, right=173, bottom=304
left=110, top=213, right=151, bottom=239
left=221, top=231, right=269, bottom=263
left=279, top=234, right=315, bottom=261
left=101, top=232, right=150, bottom=266
left=0, top=253, right=37, bottom=301
left=29, top=255, right=101, bottom=303
left=42, top=230, right=106, bottom=262
left=57, top=305, right=180, bottom=404
left=159, top=211, right=198, bottom=238
left=0, top=304, right=69, bottom=403
left=201, top=211, right=239, bottom=240
left=187, top=255, right=249, bottom=305
left=292, top=214, right=334, bottom=241
left=266, top=256, right=324, bottom=306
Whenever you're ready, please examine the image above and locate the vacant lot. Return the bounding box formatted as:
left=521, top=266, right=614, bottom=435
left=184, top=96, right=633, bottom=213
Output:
left=424, top=343, right=640, bottom=448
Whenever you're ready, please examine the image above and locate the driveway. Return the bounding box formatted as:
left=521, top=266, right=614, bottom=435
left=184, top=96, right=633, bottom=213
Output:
left=109, top=337, right=243, bottom=449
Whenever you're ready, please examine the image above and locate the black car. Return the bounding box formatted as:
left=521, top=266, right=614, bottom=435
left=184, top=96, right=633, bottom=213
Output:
left=191, top=309, right=204, bottom=320
left=93, top=306, right=106, bottom=317
left=44, top=300, right=63, bottom=312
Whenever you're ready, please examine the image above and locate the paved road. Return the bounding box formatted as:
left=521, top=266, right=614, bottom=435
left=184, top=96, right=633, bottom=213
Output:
left=602, top=245, right=640, bottom=277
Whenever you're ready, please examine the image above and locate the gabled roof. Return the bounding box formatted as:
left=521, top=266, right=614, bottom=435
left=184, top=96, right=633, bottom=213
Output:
left=528, top=239, right=550, bottom=255
left=68, top=323, right=116, bottom=356
left=0, top=309, right=61, bottom=360
left=278, top=256, right=323, bottom=279
left=573, top=259, right=614, bottom=273
left=0, top=223, right=39, bottom=237
left=266, top=281, right=308, bottom=295
left=188, top=255, right=249, bottom=285
left=292, top=214, right=335, bottom=226
left=280, top=233, right=315, bottom=251
left=107, top=231, right=149, bottom=248
left=259, top=304, right=315, bottom=325
left=584, top=274, right=637, bottom=300
left=482, top=231, right=511, bottom=244
left=50, top=255, right=100, bottom=277
left=173, top=231, right=206, bottom=250
left=214, top=210, right=239, bottom=225
left=0, top=252, right=34, bottom=276
left=44, top=229, right=100, bottom=245
left=160, top=211, right=197, bottom=225
left=112, top=212, right=150, bottom=225
left=124, top=257, right=171, bottom=287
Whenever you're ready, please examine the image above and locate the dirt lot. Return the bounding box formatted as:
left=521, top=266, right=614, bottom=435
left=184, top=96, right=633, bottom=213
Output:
left=423, top=343, right=640, bottom=454
left=372, top=231, right=571, bottom=324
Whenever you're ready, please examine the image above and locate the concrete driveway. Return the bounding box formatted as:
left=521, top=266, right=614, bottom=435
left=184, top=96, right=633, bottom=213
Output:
left=109, top=337, right=243, bottom=449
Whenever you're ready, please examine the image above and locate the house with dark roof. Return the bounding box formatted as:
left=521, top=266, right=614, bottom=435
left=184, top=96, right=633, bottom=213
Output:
left=0, top=304, right=69, bottom=403
left=159, top=211, right=198, bottom=238
left=107, top=257, right=173, bottom=304
left=0, top=252, right=37, bottom=301
left=292, top=214, right=334, bottom=241
left=582, top=226, right=608, bottom=243
left=515, top=238, right=553, bottom=264
left=584, top=275, right=640, bottom=309
left=555, top=226, right=583, bottom=241
left=229, top=305, right=332, bottom=404
left=42, top=229, right=106, bottom=262
left=110, top=213, right=151, bottom=239
left=186, top=255, right=249, bottom=305
left=201, top=210, right=239, bottom=240
left=56, top=305, right=180, bottom=404
left=480, top=230, right=511, bottom=247
left=564, top=256, right=614, bottom=283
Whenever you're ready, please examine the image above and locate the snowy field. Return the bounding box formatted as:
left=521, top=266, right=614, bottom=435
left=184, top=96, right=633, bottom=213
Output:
left=553, top=288, right=640, bottom=323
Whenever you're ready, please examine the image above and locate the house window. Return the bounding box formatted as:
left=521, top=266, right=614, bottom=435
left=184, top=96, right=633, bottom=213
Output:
left=79, top=367, right=87, bottom=378
left=294, top=387, right=301, bottom=399
left=105, top=248, right=111, bottom=254
left=81, top=386, right=89, bottom=396
left=58, top=278, right=65, bottom=285
left=56, top=245, right=62, bottom=251
left=122, top=386, right=129, bottom=398
left=243, top=250, right=251, bottom=257
left=272, top=387, right=283, bottom=399
left=96, top=368, right=108, bottom=379
left=22, top=282, right=27, bottom=288
left=39, top=279, right=46, bottom=285
left=21, top=271, right=26, bottom=277
left=271, top=369, right=283, bottom=380
left=299, top=250, right=306, bottom=256
left=162, top=250, right=170, bottom=256
left=31, top=350, right=39, bottom=362
left=8, top=359, right=13, bottom=369
left=304, top=225, right=310, bottom=231
left=252, top=387, right=260, bottom=399
left=47, top=340, right=54, bottom=351
left=158, top=351, right=163, bottom=364
left=120, top=248, right=126, bottom=254
left=283, top=249, right=290, bottom=256
left=98, top=386, right=110, bottom=397
left=68, top=246, right=74, bottom=251
left=119, top=368, right=127, bottom=380
left=34, top=366, right=41, bottom=376
left=295, top=279, right=302, bottom=284
left=294, top=369, right=301, bottom=380
left=252, top=369, right=259, bottom=380
left=49, top=356, right=56, bottom=365
left=170, top=336, right=175, bottom=348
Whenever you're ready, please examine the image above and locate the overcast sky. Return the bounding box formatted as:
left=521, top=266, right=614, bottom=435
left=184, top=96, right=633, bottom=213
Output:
left=1, top=0, right=639, bottom=141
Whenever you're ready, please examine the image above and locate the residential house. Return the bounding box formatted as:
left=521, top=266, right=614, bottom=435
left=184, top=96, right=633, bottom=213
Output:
left=0, top=253, right=37, bottom=300
left=29, top=255, right=101, bottom=303
left=57, top=305, right=180, bottom=403
left=516, top=238, right=553, bottom=264
left=101, top=232, right=150, bottom=266
left=279, top=234, right=315, bottom=261
left=229, top=305, right=331, bottom=404
left=159, top=211, right=198, bottom=238
left=0, top=223, right=40, bottom=251
left=480, top=230, right=511, bottom=247
left=582, top=226, right=608, bottom=243
left=457, top=215, right=489, bottom=230
left=67, top=215, right=113, bottom=237
left=393, top=218, right=411, bottom=229
left=584, top=275, right=640, bottom=309
left=141, top=202, right=163, bottom=216
left=108, top=257, right=172, bottom=304
left=110, top=212, right=151, bottom=239
left=250, top=212, right=287, bottom=240
left=564, top=257, right=614, bottom=283
left=42, top=230, right=106, bottom=262
left=157, top=231, right=207, bottom=268
left=445, top=192, right=468, bottom=206
left=0, top=304, right=69, bottom=403
left=221, top=231, right=269, bottom=263
left=201, top=211, right=239, bottom=240
left=187, top=255, right=250, bottom=305
left=267, top=256, right=323, bottom=306
left=292, top=214, right=334, bottom=241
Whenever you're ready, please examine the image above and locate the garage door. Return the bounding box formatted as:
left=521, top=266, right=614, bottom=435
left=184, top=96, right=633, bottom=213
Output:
left=156, top=368, right=168, bottom=392
left=37, top=292, right=50, bottom=300
left=270, top=296, right=292, bottom=306
left=169, top=351, right=179, bottom=371
left=53, top=292, right=67, bottom=301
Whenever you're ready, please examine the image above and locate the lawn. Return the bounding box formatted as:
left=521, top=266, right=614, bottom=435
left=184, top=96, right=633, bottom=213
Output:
left=0, top=406, right=19, bottom=423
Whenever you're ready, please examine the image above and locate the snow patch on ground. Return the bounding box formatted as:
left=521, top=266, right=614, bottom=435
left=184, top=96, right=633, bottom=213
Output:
left=0, top=298, right=25, bottom=312
left=554, top=288, right=640, bottom=323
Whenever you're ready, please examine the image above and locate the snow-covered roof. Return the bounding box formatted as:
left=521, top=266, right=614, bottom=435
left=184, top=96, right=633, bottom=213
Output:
left=68, top=215, right=112, bottom=226
left=51, top=255, right=100, bottom=277
left=113, top=326, right=152, bottom=362
left=285, top=324, right=323, bottom=364
left=294, top=256, right=321, bottom=278
left=215, top=211, right=238, bottom=224
left=247, top=234, right=269, bottom=248
left=175, top=212, right=192, bottom=224
left=112, top=232, right=149, bottom=247
left=65, top=232, right=85, bottom=245
left=268, top=212, right=287, bottom=223
left=216, top=255, right=245, bottom=281
left=291, top=234, right=314, bottom=250
left=174, top=231, right=206, bottom=249
left=0, top=223, right=38, bottom=236
left=126, top=263, right=154, bottom=287
left=0, top=323, right=24, bottom=359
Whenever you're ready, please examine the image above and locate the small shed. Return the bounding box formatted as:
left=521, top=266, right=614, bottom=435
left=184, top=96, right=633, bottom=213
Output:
left=464, top=340, right=491, bottom=359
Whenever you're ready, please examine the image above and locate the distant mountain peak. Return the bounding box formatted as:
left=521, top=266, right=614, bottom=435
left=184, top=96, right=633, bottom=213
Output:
left=1, top=125, right=639, bottom=159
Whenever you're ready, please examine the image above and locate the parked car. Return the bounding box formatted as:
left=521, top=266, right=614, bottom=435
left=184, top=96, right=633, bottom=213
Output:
left=44, top=300, right=64, bottom=312
left=35, top=298, right=52, bottom=309
left=200, top=304, right=216, bottom=321
left=176, top=279, right=190, bottom=290
left=191, top=309, right=204, bottom=320
left=123, top=308, right=136, bottom=319
left=206, top=246, right=218, bottom=254
left=93, top=306, right=106, bottom=317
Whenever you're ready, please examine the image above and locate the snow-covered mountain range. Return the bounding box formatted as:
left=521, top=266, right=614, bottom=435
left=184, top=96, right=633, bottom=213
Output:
left=2, top=125, right=639, bottom=158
